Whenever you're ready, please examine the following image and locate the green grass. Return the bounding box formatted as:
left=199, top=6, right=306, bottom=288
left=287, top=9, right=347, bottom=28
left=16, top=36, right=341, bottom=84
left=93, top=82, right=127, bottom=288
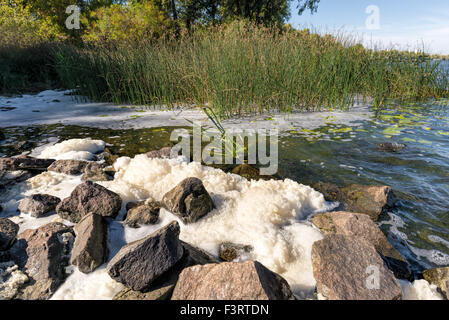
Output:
left=6, top=22, right=449, bottom=116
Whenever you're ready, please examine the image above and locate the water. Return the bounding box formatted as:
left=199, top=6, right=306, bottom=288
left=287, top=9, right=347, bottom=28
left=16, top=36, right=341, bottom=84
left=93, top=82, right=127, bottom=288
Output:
left=1, top=99, right=448, bottom=276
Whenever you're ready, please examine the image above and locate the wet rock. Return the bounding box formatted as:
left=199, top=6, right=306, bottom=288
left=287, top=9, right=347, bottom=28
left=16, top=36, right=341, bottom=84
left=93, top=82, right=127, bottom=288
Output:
left=97, top=148, right=119, bottom=166
left=0, top=218, right=19, bottom=251
left=70, top=213, right=108, bottom=274
left=312, top=211, right=411, bottom=280
left=146, top=147, right=173, bottom=159
left=0, top=170, right=36, bottom=189
left=107, top=221, right=184, bottom=291
left=8, top=222, right=72, bottom=300
left=0, top=261, right=29, bottom=300
left=15, top=141, right=33, bottom=151
left=56, top=181, right=122, bottom=223
left=311, top=234, right=402, bottom=300
left=219, top=242, right=253, bottom=262
left=172, top=260, right=294, bottom=300
left=47, top=159, right=88, bottom=175
left=231, top=164, right=275, bottom=180
left=18, top=194, right=61, bottom=218
left=113, top=241, right=219, bottom=301
left=162, top=177, right=214, bottom=223
left=81, top=162, right=111, bottom=182
left=0, top=130, right=5, bottom=141
left=313, top=182, right=396, bottom=221
left=423, top=267, right=449, bottom=299
left=124, top=200, right=160, bottom=228
left=377, top=142, right=406, bottom=152
left=0, top=157, right=55, bottom=171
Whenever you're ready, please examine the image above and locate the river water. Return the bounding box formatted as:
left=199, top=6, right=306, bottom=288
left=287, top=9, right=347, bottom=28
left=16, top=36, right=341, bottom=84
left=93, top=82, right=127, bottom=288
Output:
left=1, top=92, right=448, bottom=279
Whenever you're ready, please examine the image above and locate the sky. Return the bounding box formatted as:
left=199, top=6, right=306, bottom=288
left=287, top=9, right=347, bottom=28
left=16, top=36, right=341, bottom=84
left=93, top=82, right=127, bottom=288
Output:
left=288, top=0, right=449, bottom=54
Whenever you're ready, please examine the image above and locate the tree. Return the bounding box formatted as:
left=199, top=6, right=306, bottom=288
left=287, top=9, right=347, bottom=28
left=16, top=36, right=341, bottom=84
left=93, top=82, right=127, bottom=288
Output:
left=296, top=0, right=320, bottom=15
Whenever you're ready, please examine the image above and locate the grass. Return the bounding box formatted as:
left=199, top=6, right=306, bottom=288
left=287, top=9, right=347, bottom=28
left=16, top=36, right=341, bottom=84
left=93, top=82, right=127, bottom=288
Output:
left=3, top=22, right=449, bottom=117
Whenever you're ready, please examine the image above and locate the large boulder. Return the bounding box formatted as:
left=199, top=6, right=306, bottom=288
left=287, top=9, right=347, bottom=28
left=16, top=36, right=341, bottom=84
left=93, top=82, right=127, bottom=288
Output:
left=172, top=260, right=294, bottom=300
left=162, top=177, right=214, bottom=223
left=0, top=218, right=19, bottom=251
left=18, top=194, right=61, bottom=218
left=311, top=234, right=402, bottom=300
left=113, top=241, right=219, bottom=301
left=0, top=157, right=55, bottom=171
left=312, top=211, right=411, bottom=280
left=56, top=181, right=122, bottom=223
left=70, top=213, right=108, bottom=274
left=107, top=221, right=184, bottom=291
left=313, top=182, right=396, bottom=221
left=8, top=222, right=72, bottom=299
left=47, top=160, right=88, bottom=175
left=124, top=199, right=160, bottom=228
left=423, top=267, right=449, bottom=299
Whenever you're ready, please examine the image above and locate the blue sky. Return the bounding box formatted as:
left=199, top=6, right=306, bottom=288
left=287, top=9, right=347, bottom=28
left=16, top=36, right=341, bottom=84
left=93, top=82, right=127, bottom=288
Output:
left=288, top=0, right=449, bottom=54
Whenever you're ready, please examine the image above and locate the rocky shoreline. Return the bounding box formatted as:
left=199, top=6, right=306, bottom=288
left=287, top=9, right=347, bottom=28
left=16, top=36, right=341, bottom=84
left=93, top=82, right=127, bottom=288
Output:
left=0, top=141, right=448, bottom=300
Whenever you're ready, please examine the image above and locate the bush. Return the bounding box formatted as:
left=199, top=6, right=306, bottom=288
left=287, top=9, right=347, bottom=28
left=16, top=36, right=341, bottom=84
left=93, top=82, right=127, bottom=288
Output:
left=82, top=1, right=175, bottom=43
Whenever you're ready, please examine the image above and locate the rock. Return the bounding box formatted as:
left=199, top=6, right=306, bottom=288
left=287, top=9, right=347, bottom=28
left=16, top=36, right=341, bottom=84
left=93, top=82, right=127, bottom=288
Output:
left=313, top=182, right=396, bottom=221
left=0, top=130, right=5, bottom=141
left=0, top=170, right=36, bottom=189
left=377, top=142, right=406, bottom=152
left=56, top=181, right=122, bottom=223
left=423, top=267, right=449, bottom=299
left=162, top=177, right=214, bottom=223
left=146, top=147, right=173, bottom=159
left=15, top=140, right=33, bottom=151
left=18, top=194, right=61, bottom=218
left=124, top=200, right=160, bottom=228
left=47, top=159, right=88, bottom=175
left=0, top=157, right=55, bottom=171
left=113, top=241, right=219, bottom=301
left=0, top=218, right=19, bottom=251
left=81, top=162, right=111, bottom=182
left=312, top=211, right=411, bottom=280
left=8, top=222, right=72, bottom=299
left=70, top=213, right=108, bottom=274
left=231, top=164, right=275, bottom=180
left=172, top=260, right=294, bottom=300
left=311, top=234, right=402, bottom=300
left=219, top=242, right=253, bottom=262
left=107, top=221, right=184, bottom=291
left=97, top=148, right=119, bottom=166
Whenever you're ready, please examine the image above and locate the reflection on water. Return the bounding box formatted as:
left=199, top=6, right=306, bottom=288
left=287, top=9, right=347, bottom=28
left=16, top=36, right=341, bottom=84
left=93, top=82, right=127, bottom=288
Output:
left=1, top=99, right=448, bottom=273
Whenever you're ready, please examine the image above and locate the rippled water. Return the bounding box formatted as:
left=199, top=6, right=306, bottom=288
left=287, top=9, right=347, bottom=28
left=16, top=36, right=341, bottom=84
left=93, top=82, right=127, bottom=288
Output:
left=1, top=99, right=448, bottom=275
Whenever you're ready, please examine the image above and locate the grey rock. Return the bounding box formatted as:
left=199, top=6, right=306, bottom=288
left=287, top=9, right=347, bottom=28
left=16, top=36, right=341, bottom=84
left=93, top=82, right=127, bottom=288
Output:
left=377, top=142, right=406, bottom=152
left=162, top=177, right=214, bottom=223
left=47, top=159, right=88, bottom=175
left=171, top=260, right=294, bottom=300
left=311, top=211, right=412, bottom=280
left=124, top=200, right=160, bottom=228
left=313, top=182, right=397, bottom=221
left=70, top=213, right=108, bottom=274
left=107, top=221, right=184, bottom=291
left=9, top=222, right=72, bottom=299
left=0, top=218, right=19, bottom=251
left=0, top=157, right=55, bottom=171
left=311, top=234, right=402, bottom=300
left=56, top=181, right=122, bottom=223
left=146, top=147, right=173, bottom=159
left=18, top=194, right=61, bottom=217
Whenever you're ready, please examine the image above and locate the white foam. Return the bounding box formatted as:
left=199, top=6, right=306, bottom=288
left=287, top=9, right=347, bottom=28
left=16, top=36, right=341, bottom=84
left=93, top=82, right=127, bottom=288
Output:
left=36, top=138, right=105, bottom=160
left=399, top=279, right=444, bottom=300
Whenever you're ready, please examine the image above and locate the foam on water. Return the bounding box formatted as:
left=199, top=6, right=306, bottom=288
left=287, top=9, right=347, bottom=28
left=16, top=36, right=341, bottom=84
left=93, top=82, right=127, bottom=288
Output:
left=37, top=138, right=105, bottom=160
